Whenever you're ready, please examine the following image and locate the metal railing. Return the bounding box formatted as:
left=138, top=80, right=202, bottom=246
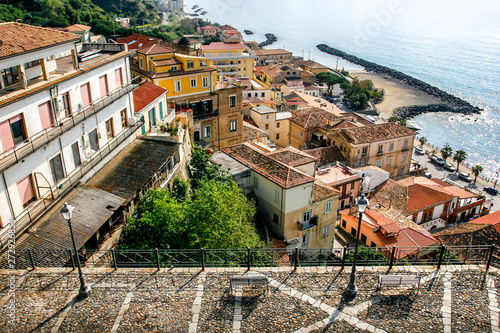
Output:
left=0, top=77, right=141, bottom=174
left=0, top=120, right=144, bottom=249
left=2, top=244, right=498, bottom=270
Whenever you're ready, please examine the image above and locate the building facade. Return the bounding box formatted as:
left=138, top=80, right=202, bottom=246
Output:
left=200, top=42, right=255, bottom=78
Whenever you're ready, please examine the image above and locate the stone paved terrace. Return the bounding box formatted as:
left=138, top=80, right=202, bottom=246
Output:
left=1, top=265, right=499, bottom=333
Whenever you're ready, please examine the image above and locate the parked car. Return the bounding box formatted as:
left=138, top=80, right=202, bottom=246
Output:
left=415, top=147, right=425, bottom=155
left=444, top=163, right=455, bottom=171
left=484, top=186, right=499, bottom=195
left=435, top=157, right=446, bottom=165
left=458, top=172, right=473, bottom=182
left=424, top=172, right=432, bottom=179
left=429, top=155, right=437, bottom=163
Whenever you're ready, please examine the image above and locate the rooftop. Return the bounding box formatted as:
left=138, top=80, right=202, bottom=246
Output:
left=65, top=24, right=91, bottom=32
left=243, top=122, right=268, bottom=142
left=315, top=163, right=362, bottom=187
left=266, top=146, right=318, bottom=167
left=304, top=146, right=347, bottom=166
left=341, top=122, right=417, bottom=145
left=137, top=43, right=176, bottom=55
left=289, top=107, right=345, bottom=129
left=201, top=42, right=246, bottom=51
left=2, top=264, right=497, bottom=332
left=132, top=81, right=167, bottom=113
left=312, top=180, right=339, bottom=202
left=116, top=33, right=161, bottom=50
left=0, top=22, right=80, bottom=59
left=253, top=49, right=292, bottom=56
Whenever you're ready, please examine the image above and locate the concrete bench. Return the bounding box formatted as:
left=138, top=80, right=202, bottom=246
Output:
left=378, top=274, right=421, bottom=294
left=230, top=276, right=269, bottom=295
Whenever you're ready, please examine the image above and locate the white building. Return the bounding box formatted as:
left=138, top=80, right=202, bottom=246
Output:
left=0, top=23, right=145, bottom=248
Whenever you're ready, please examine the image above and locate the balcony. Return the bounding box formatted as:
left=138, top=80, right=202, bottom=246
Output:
left=215, top=63, right=238, bottom=68
left=402, top=146, right=410, bottom=152
left=377, top=151, right=383, bottom=156
left=0, top=77, right=140, bottom=174
left=193, top=111, right=219, bottom=122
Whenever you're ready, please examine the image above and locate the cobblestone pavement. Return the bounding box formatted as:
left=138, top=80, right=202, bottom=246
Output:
left=0, top=265, right=497, bottom=332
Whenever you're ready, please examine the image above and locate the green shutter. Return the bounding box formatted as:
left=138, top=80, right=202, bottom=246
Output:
left=159, top=102, right=163, bottom=119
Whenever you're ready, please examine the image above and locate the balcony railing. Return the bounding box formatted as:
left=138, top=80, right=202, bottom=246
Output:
left=193, top=111, right=219, bottom=121
left=0, top=77, right=141, bottom=174
left=0, top=120, right=144, bottom=249
left=2, top=244, right=498, bottom=270
left=377, top=151, right=383, bottom=156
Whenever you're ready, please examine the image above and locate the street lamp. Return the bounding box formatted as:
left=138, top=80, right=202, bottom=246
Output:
left=60, top=203, right=91, bottom=298
left=344, top=193, right=369, bottom=300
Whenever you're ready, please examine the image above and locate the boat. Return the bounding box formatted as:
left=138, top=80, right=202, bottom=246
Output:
left=192, top=5, right=199, bottom=9
left=195, top=8, right=202, bottom=12
left=200, top=11, right=207, bottom=15
left=244, top=30, right=254, bottom=35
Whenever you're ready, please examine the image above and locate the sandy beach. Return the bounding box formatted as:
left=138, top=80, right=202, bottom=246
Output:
left=349, top=70, right=442, bottom=119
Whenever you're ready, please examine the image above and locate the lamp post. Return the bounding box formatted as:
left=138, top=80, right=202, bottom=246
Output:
left=60, top=203, right=91, bottom=298
left=344, top=194, right=369, bottom=300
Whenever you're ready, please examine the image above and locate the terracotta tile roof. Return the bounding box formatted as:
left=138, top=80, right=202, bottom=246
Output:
left=243, top=122, right=268, bottom=142
left=220, top=143, right=314, bottom=189
left=116, top=33, right=161, bottom=50
left=0, top=22, right=80, bottom=59
left=435, top=223, right=500, bottom=247
left=220, top=25, right=237, bottom=31
left=132, top=81, right=167, bottom=113
left=201, top=42, right=245, bottom=51
left=313, top=181, right=339, bottom=203
left=289, top=107, right=340, bottom=129
left=400, top=177, right=476, bottom=199
left=470, top=210, right=500, bottom=233
left=153, top=58, right=183, bottom=66
left=259, top=65, right=282, bottom=77
left=137, top=43, right=176, bottom=55
left=341, top=122, right=417, bottom=145
left=304, top=146, right=346, bottom=165
left=266, top=147, right=317, bottom=167
left=131, top=63, right=215, bottom=79
left=378, top=228, right=438, bottom=259
left=65, top=24, right=91, bottom=32
left=201, top=25, right=217, bottom=30
left=253, top=49, right=292, bottom=56
left=297, top=60, right=328, bottom=69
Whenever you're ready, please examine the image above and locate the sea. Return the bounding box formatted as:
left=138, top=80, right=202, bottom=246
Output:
left=183, top=0, right=500, bottom=178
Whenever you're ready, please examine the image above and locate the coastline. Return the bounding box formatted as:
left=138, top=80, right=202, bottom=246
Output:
left=317, top=44, right=481, bottom=117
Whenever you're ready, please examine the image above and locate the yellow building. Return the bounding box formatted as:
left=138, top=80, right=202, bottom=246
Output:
left=296, top=60, right=330, bottom=75
left=131, top=44, right=217, bottom=101
left=200, top=42, right=255, bottom=78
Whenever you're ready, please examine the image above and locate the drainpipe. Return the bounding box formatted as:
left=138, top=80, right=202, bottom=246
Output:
left=1, top=173, right=15, bottom=219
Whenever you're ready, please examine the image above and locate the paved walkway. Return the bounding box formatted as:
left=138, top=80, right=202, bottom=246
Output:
left=0, top=265, right=498, bottom=332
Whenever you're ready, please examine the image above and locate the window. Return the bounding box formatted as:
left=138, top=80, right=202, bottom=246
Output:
left=71, top=142, right=81, bottom=167
left=325, top=201, right=332, bottom=213
left=403, top=139, right=409, bottom=150
left=266, top=115, right=269, bottom=119
left=361, top=234, right=367, bottom=244
left=106, top=118, right=114, bottom=140
left=387, top=157, right=393, bottom=166
left=115, top=68, right=123, bottom=88
left=389, top=143, right=394, bottom=151
left=227, top=52, right=231, bottom=56
left=300, top=131, right=303, bottom=138
left=342, top=220, right=347, bottom=228
left=230, top=120, right=237, bottom=132
left=25, top=60, right=41, bottom=69
left=370, top=242, right=376, bottom=248
left=303, top=210, right=311, bottom=224
left=229, top=95, right=237, bottom=107
left=50, top=154, right=65, bottom=183
left=203, top=125, right=211, bottom=138
left=202, top=76, right=209, bottom=88
left=261, top=92, right=265, bottom=97
left=80, top=82, right=92, bottom=107
left=322, top=225, right=329, bottom=238
left=2, top=66, right=19, bottom=86
left=378, top=145, right=383, bottom=153
left=376, top=159, right=382, bottom=167
left=190, top=77, right=197, bottom=88
left=265, top=124, right=269, bottom=130
left=17, top=174, right=36, bottom=208
left=60, top=92, right=71, bottom=116
left=401, top=154, right=407, bottom=163
left=99, top=75, right=109, bottom=97
left=0, top=114, right=27, bottom=151
left=276, top=122, right=280, bottom=128
left=171, top=65, right=178, bottom=71
left=350, top=227, right=357, bottom=237
left=187, top=60, right=194, bottom=69
left=200, top=61, right=207, bottom=67
left=38, top=101, right=54, bottom=130
left=175, top=80, right=181, bottom=92
left=362, top=147, right=367, bottom=155
left=254, top=176, right=259, bottom=189
left=274, top=190, right=280, bottom=203
left=273, top=213, right=279, bottom=224
left=120, top=109, right=128, bottom=128
left=302, top=233, right=309, bottom=245
left=139, top=57, right=143, bottom=68
left=276, top=133, right=280, bottom=140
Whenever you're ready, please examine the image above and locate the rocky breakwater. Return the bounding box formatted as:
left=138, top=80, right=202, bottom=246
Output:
left=317, top=44, right=482, bottom=119
left=259, top=33, right=278, bottom=48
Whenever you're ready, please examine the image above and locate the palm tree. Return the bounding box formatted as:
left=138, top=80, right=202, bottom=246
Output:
left=418, top=136, right=427, bottom=148
left=441, top=144, right=453, bottom=162
left=471, top=165, right=483, bottom=182
left=453, top=150, right=467, bottom=172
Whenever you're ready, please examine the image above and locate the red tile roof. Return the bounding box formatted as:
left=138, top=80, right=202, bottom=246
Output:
left=0, top=22, right=80, bottom=59
left=153, top=58, right=183, bottom=66
left=266, top=147, right=317, bottom=167
left=137, top=43, right=176, bottom=55
left=117, top=33, right=161, bottom=50
left=220, top=143, right=314, bottom=188
left=243, top=122, right=268, bottom=142
left=304, top=146, right=347, bottom=165
left=313, top=181, right=339, bottom=203
left=220, top=25, right=237, bottom=31
left=201, top=42, right=245, bottom=51
left=132, top=81, right=167, bottom=113
left=341, top=122, right=417, bottom=145
left=470, top=210, right=500, bottom=233
left=253, top=49, right=292, bottom=56
left=201, top=25, right=217, bottom=30
left=378, top=228, right=438, bottom=259
left=65, top=24, right=91, bottom=32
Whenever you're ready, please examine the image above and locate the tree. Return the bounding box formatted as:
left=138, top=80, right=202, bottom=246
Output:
left=177, top=36, right=190, bottom=46
left=190, top=147, right=228, bottom=189
left=418, top=136, right=428, bottom=148
left=471, top=165, right=483, bottom=182
left=453, top=150, right=467, bottom=172
left=171, top=177, right=190, bottom=201
left=441, top=144, right=453, bottom=162
left=315, top=72, right=347, bottom=96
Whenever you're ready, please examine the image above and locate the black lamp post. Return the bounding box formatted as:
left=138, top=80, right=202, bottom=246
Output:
left=344, top=194, right=369, bottom=300
left=60, top=203, right=91, bottom=298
